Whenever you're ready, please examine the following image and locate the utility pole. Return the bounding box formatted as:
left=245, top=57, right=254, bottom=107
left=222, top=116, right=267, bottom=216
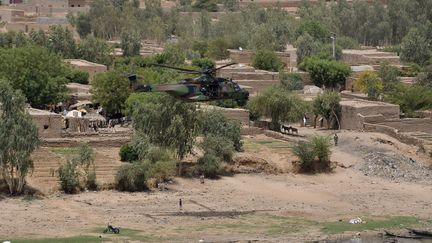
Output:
left=330, top=32, right=336, bottom=59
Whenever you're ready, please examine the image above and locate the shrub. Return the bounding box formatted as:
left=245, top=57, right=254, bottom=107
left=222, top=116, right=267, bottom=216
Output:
left=292, top=142, right=316, bottom=172
left=280, top=72, right=303, bottom=91
left=192, top=58, right=216, bottom=70
left=416, top=64, right=432, bottom=88
left=378, top=62, right=400, bottom=90
left=201, top=135, right=234, bottom=162
left=201, top=110, right=243, bottom=151
left=146, top=160, right=176, bottom=183
left=385, top=84, right=432, bottom=117
left=86, top=171, right=97, bottom=191
left=146, top=146, right=173, bottom=164
left=207, top=38, right=230, bottom=60
left=66, top=69, right=90, bottom=84
left=119, top=144, right=139, bottom=162
left=355, top=71, right=384, bottom=100
left=252, top=49, right=284, bottom=72
left=159, top=44, right=186, bottom=65
left=115, top=163, right=148, bottom=192
left=192, top=40, right=208, bottom=57
left=58, top=160, right=80, bottom=194
left=301, top=57, right=351, bottom=88
left=310, top=135, right=331, bottom=162
left=336, top=36, right=360, bottom=49
left=198, top=153, right=221, bottom=178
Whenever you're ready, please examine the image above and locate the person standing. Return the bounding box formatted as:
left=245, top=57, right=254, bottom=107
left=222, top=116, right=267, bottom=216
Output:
left=179, top=198, right=182, bottom=210
left=334, top=133, right=339, bottom=146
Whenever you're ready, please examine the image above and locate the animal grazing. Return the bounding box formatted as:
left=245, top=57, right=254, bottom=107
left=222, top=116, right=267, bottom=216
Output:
left=281, top=125, right=298, bottom=135
left=103, top=224, right=120, bottom=234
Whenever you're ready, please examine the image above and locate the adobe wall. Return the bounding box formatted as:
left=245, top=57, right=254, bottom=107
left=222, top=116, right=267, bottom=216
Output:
left=362, top=123, right=424, bottom=147
left=5, top=22, right=72, bottom=32
left=236, top=80, right=280, bottom=93
left=30, top=113, right=63, bottom=138
left=65, top=59, right=107, bottom=79
left=228, top=49, right=293, bottom=68
left=340, top=100, right=400, bottom=130
left=0, top=9, right=25, bottom=22
left=238, top=0, right=318, bottom=8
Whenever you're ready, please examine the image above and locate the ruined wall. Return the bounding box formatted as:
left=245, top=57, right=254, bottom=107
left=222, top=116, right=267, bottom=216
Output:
left=65, top=59, right=107, bottom=79
left=229, top=49, right=292, bottom=68
left=31, top=113, right=63, bottom=138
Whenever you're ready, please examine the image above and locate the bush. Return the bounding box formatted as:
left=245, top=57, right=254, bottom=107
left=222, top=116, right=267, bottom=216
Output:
left=58, top=160, right=80, bottom=194
left=115, top=163, right=148, bottom=192
left=336, top=36, right=360, bottom=49
left=201, top=110, right=243, bottom=151
left=301, top=57, right=351, bottom=88
left=146, top=146, right=173, bottom=164
left=252, top=49, right=284, bottom=72
left=192, top=58, right=216, bottom=70
left=378, top=62, right=400, bottom=90
left=385, top=84, right=432, bottom=117
left=201, top=135, right=234, bottom=162
left=119, top=144, right=139, bottom=162
left=198, top=153, right=221, bottom=178
left=280, top=72, right=303, bottom=91
left=207, top=38, right=230, bottom=60
left=146, top=160, right=176, bottom=183
left=292, top=135, right=332, bottom=173
left=355, top=71, right=384, bottom=100
left=292, top=142, right=316, bottom=172
left=66, top=69, right=89, bottom=84
left=159, top=44, right=186, bottom=65
left=192, top=40, right=208, bottom=57
left=86, top=171, right=97, bottom=191
left=310, top=135, right=331, bottom=162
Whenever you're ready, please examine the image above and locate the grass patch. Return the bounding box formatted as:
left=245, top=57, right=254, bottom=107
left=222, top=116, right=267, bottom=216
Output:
left=244, top=139, right=293, bottom=150
left=321, top=216, right=420, bottom=234
left=7, top=236, right=103, bottom=243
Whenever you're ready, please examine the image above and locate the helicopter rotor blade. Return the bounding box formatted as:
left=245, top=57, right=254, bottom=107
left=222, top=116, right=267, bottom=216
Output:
left=214, top=62, right=238, bottom=71
left=149, top=64, right=203, bottom=74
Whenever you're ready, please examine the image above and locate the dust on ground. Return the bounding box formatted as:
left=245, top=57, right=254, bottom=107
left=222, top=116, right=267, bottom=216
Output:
left=1, top=127, right=432, bottom=242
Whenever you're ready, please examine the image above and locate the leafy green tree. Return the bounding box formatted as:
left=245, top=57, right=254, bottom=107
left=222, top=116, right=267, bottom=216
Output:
left=223, top=0, right=239, bottom=11
left=91, top=71, right=131, bottom=114
left=0, top=47, right=69, bottom=107
left=252, top=49, right=283, bottom=72
left=47, top=25, right=77, bottom=58
left=295, top=33, right=321, bottom=64
left=193, top=0, right=218, bottom=12
left=0, top=32, right=14, bottom=48
left=70, top=12, right=92, bottom=38
left=416, top=65, right=432, bottom=88
left=295, top=20, right=330, bottom=43
left=378, top=62, right=400, bottom=90
left=292, top=141, right=316, bottom=172
left=121, top=31, right=141, bottom=56
left=78, top=35, right=113, bottom=66
left=0, top=81, right=39, bottom=195
left=132, top=95, right=201, bottom=160
left=192, top=58, right=215, bottom=70
left=292, top=135, right=332, bottom=173
left=29, top=29, right=48, bottom=47
left=249, top=24, right=278, bottom=51
left=66, top=68, right=89, bottom=84
left=14, top=31, right=29, bottom=48
left=119, top=144, right=139, bottom=162
left=385, top=84, right=432, bottom=117
left=301, top=57, right=351, bottom=88
left=400, top=28, right=430, bottom=66
left=312, top=91, right=341, bottom=129
left=355, top=71, right=384, bottom=100
left=198, top=153, right=221, bottom=178
left=336, top=36, right=360, bottom=49
left=201, top=135, right=234, bottom=162
left=159, top=44, right=185, bottom=65
left=207, top=38, right=230, bottom=60
left=192, top=40, right=208, bottom=57
left=310, top=135, right=331, bottom=163
left=280, top=72, right=304, bottom=91
left=249, top=86, right=307, bottom=131
left=201, top=110, right=242, bottom=151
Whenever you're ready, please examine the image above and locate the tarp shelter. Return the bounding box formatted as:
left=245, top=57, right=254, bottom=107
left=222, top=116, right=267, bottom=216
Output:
left=66, top=110, right=82, bottom=118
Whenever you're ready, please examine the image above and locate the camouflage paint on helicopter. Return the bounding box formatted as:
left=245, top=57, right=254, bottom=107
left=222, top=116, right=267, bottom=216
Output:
left=128, top=63, right=249, bottom=104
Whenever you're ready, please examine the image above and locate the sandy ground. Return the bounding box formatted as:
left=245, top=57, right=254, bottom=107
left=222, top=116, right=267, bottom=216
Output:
left=1, top=127, right=432, bottom=242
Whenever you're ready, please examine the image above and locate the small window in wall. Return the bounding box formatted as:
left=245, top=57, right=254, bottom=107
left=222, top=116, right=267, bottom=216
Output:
left=78, top=5, right=81, bottom=7
left=71, top=4, right=74, bottom=7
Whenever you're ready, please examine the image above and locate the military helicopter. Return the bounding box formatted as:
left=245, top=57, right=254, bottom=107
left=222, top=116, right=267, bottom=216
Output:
left=127, top=63, right=249, bottom=105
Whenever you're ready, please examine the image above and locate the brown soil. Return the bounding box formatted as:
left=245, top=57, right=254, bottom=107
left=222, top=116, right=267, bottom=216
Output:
left=1, top=127, right=432, bottom=242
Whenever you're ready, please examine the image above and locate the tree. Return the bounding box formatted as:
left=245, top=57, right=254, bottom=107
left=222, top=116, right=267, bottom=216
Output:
left=355, top=71, right=384, bottom=100
left=400, top=28, right=430, bottom=66
left=378, top=62, right=400, bottom=90
left=207, top=38, right=230, bottom=60
left=295, top=33, right=321, bottom=64
left=280, top=72, right=304, bottom=91
left=385, top=84, right=432, bottom=117
left=249, top=24, right=278, bottom=51
left=91, top=71, right=131, bottom=114
left=312, top=91, right=341, bottom=129
left=292, top=135, right=332, bottom=173
left=193, top=0, right=218, bottom=12
left=47, top=25, right=77, bottom=58
left=14, top=31, right=29, bottom=48
left=29, top=29, right=48, bottom=47
left=70, top=12, right=92, bottom=38
left=201, top=110, right=242, bottom=151
left=295, top=20, right=330, bottom=43
left=0, top=47, right=69, bottom=108
left=132, top=95, right=201, bottom=160
left=121, top=31, right=141, bottom=56
left=78, top=35, right=113, bottom=66
left=158, top=44, right=185, bottom=65
left=301, top=57, right=351, bottom=89
left=0, top=81, right=39, bottom=195
left=249, top=86, right=307, bottom=131
left=223, top=0, right=238, bottom=11
left=192, top=58, right=215, bottom=70
left=416, top=65, right=432, bottom=88
left=252, top=49, right=284, bottom=72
